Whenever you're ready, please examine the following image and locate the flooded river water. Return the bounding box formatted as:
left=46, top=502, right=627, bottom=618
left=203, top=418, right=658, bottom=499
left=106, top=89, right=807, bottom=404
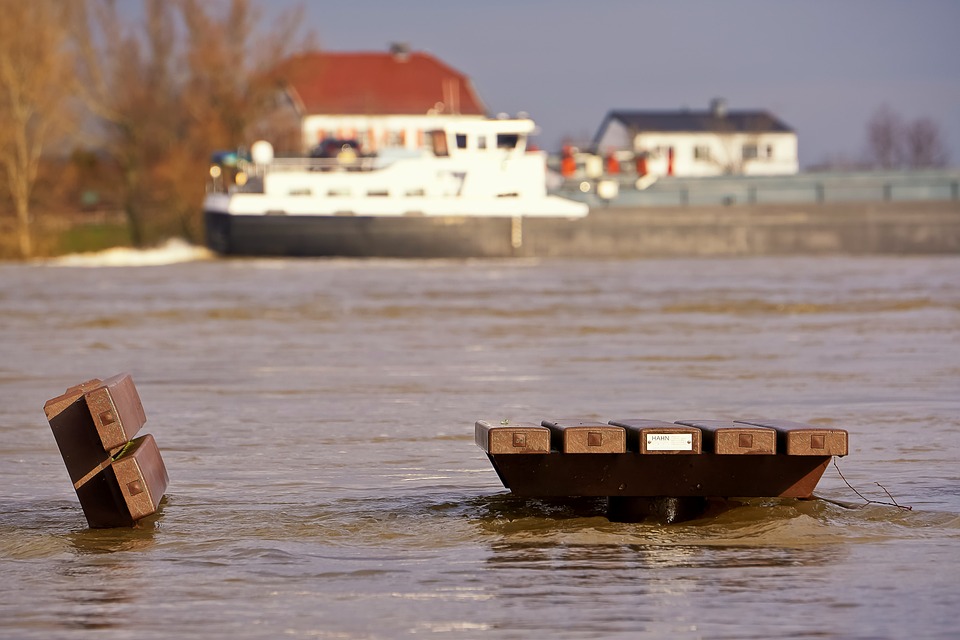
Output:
left=1, top=253, right=958, bottom=638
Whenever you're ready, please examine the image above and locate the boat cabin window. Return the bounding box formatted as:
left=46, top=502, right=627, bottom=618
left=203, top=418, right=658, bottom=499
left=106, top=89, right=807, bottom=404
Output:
left=496, top=133, right=521, bottom=150
left=429, top=130, right=449, bottom=157
left=455, top=133, right=468, bottom=149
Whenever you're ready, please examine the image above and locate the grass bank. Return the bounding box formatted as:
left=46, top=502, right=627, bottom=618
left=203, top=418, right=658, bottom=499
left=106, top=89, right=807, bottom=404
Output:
left=0, top=208, right=197, bottom=261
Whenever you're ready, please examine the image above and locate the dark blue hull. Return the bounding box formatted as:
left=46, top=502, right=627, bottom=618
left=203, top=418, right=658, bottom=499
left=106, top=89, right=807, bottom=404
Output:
left=204, top=211, right=527, bottom=258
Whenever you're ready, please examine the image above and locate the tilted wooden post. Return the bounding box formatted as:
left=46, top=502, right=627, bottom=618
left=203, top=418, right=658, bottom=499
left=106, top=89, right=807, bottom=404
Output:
left=44, top=374, right=169, bottom=528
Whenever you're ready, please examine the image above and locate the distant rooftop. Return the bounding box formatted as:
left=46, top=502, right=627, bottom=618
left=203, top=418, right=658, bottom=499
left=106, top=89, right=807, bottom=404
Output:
left=273, top=47, right=487, bottom=117
left=601, top=104, right=794, bottom=135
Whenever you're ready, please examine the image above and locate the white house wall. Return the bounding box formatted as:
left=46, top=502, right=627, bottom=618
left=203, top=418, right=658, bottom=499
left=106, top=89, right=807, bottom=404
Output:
left=633, top=131, right=798, bottom=177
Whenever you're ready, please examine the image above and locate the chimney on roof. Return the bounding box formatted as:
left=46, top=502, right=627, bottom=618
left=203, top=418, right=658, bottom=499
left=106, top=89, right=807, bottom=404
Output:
left=389, top=42, right=410, bottom=62
left=710, top=98, right=727, bottom=118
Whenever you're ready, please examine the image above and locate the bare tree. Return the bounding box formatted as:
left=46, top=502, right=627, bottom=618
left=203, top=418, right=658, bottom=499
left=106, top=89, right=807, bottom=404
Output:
left=167, top=0, right=312, bottom=239
left=865, top=105, right=949, bottom=169
left=0, top=0, right=76, bottom=258
left=866, top=105, right=906, bottom=170
left=905, top=117, right=949, bottom=168
left=72, top=0, right=312, bottom=245
left=70, top=0, right=182, bottom=246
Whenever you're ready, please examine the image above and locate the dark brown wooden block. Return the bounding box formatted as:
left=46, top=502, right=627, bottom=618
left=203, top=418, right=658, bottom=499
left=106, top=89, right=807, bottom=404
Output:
left=541, top=419, right=626, bottom=454
left=489, top=451, right=831, bottom=499
left=111, top=434, right=169, bottom=520
left=609, top=419, right=702, bottom=454
left=675, top=419, right=776, bottom=454
left=475, top=420, right=550, bottom=454
left=45, top=393, right=112, bottom=488
left=43, top=378, right=102, bottom=421
left=75, top=466, right=136, bottom=528
left=84, top=373, right=146, bottom=452
left=734, top=418, right=848, bottom=456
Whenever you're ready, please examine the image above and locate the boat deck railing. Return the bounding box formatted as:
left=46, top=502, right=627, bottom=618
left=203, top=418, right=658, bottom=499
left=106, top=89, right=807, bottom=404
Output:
left=264, top=157, right=381, bottom=173
left=207, top=156, right=389, bottom=194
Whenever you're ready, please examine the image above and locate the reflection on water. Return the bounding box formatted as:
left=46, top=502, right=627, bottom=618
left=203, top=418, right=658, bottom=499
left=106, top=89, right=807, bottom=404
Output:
left=486, top=539, right=844, bottom=571
left=65, top=513, right=163, bottom=556
left=1, top=255, right=959, bottom=638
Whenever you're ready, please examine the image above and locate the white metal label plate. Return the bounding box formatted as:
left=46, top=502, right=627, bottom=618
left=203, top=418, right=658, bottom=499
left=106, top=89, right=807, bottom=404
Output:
left=646, top=433, right=693, bottom=451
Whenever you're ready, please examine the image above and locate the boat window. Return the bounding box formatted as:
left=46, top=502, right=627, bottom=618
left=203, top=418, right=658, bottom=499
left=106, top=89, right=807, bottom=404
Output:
left=456, top=134, right=468, bottom=149
left=496, top=134, right=520, bottom=149
left=429, top=130, right=448, bottom=157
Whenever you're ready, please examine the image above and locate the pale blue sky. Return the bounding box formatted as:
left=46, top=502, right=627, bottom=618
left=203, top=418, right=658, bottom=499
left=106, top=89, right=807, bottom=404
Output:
left=258, top=1, right=960, bottom=167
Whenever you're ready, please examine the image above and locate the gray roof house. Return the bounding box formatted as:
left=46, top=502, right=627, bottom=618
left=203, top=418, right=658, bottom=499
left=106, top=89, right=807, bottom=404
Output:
left=593, top=99, right=798, bottom=177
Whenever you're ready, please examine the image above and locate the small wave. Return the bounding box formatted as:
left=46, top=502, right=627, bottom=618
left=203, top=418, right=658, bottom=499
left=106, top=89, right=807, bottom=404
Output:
left=46, top=238, right=214, bottom=267
left=660, top=297, right=953, bottom=315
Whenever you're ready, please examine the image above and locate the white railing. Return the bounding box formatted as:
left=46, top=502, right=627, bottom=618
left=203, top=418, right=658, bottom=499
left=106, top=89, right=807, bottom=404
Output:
left=207, top=157, right=383, bottom=194
left=264, top=157, right=381, bottom=173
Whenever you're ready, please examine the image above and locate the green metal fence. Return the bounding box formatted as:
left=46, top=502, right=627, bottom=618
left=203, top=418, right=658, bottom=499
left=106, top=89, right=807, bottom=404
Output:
left=558, top=169, right=960, bottom=207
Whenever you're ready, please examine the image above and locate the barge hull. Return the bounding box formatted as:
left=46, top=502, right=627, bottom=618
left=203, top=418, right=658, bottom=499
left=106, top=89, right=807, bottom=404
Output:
left=205, top=201, right=960, bottom=258
left=206, top=210, right=532, bottom=258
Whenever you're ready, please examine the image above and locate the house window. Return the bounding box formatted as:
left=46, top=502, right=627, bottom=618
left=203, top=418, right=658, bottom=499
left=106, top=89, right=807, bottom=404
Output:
left=694, top=145, right=711, bottom=160
left=456, top=133, right=468, bottom=149
left=764, top=144, right=774, bottom=158
left=742, top=144, right=758, bottom=160
left=477, top=135, right=487, bottom=150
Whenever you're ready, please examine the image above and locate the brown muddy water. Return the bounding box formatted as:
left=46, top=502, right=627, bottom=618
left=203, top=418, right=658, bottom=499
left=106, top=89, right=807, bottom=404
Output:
left=1, top=253, right=958, bottom=639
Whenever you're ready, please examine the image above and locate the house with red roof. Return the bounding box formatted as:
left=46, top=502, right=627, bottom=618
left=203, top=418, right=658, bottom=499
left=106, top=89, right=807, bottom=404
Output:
left=271, top=44, right=488, bottom=155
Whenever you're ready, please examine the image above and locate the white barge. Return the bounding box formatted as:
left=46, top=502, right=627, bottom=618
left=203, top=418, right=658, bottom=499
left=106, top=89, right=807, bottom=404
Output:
left=203, top=117, right=588, bottom=257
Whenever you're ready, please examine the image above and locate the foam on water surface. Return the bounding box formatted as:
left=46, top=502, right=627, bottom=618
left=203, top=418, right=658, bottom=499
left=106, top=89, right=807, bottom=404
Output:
left=45, top=238, right=213, bottom=267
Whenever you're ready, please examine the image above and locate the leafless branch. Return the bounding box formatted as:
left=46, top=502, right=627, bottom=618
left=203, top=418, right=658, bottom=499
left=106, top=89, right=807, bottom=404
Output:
left=833, top=459, right=912, bottom=511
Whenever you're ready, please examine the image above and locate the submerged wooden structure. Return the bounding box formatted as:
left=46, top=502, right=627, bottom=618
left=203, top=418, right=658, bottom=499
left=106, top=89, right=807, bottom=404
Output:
left=44, top=374, right=169, bottom=528
left=476, top=417, right=848, bottom=522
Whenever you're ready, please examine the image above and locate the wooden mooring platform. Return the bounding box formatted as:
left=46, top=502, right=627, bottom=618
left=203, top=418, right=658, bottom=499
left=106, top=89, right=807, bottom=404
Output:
left=476, top=417, right=848, bottom=522
left=44, top=373, right=169, bottom=528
